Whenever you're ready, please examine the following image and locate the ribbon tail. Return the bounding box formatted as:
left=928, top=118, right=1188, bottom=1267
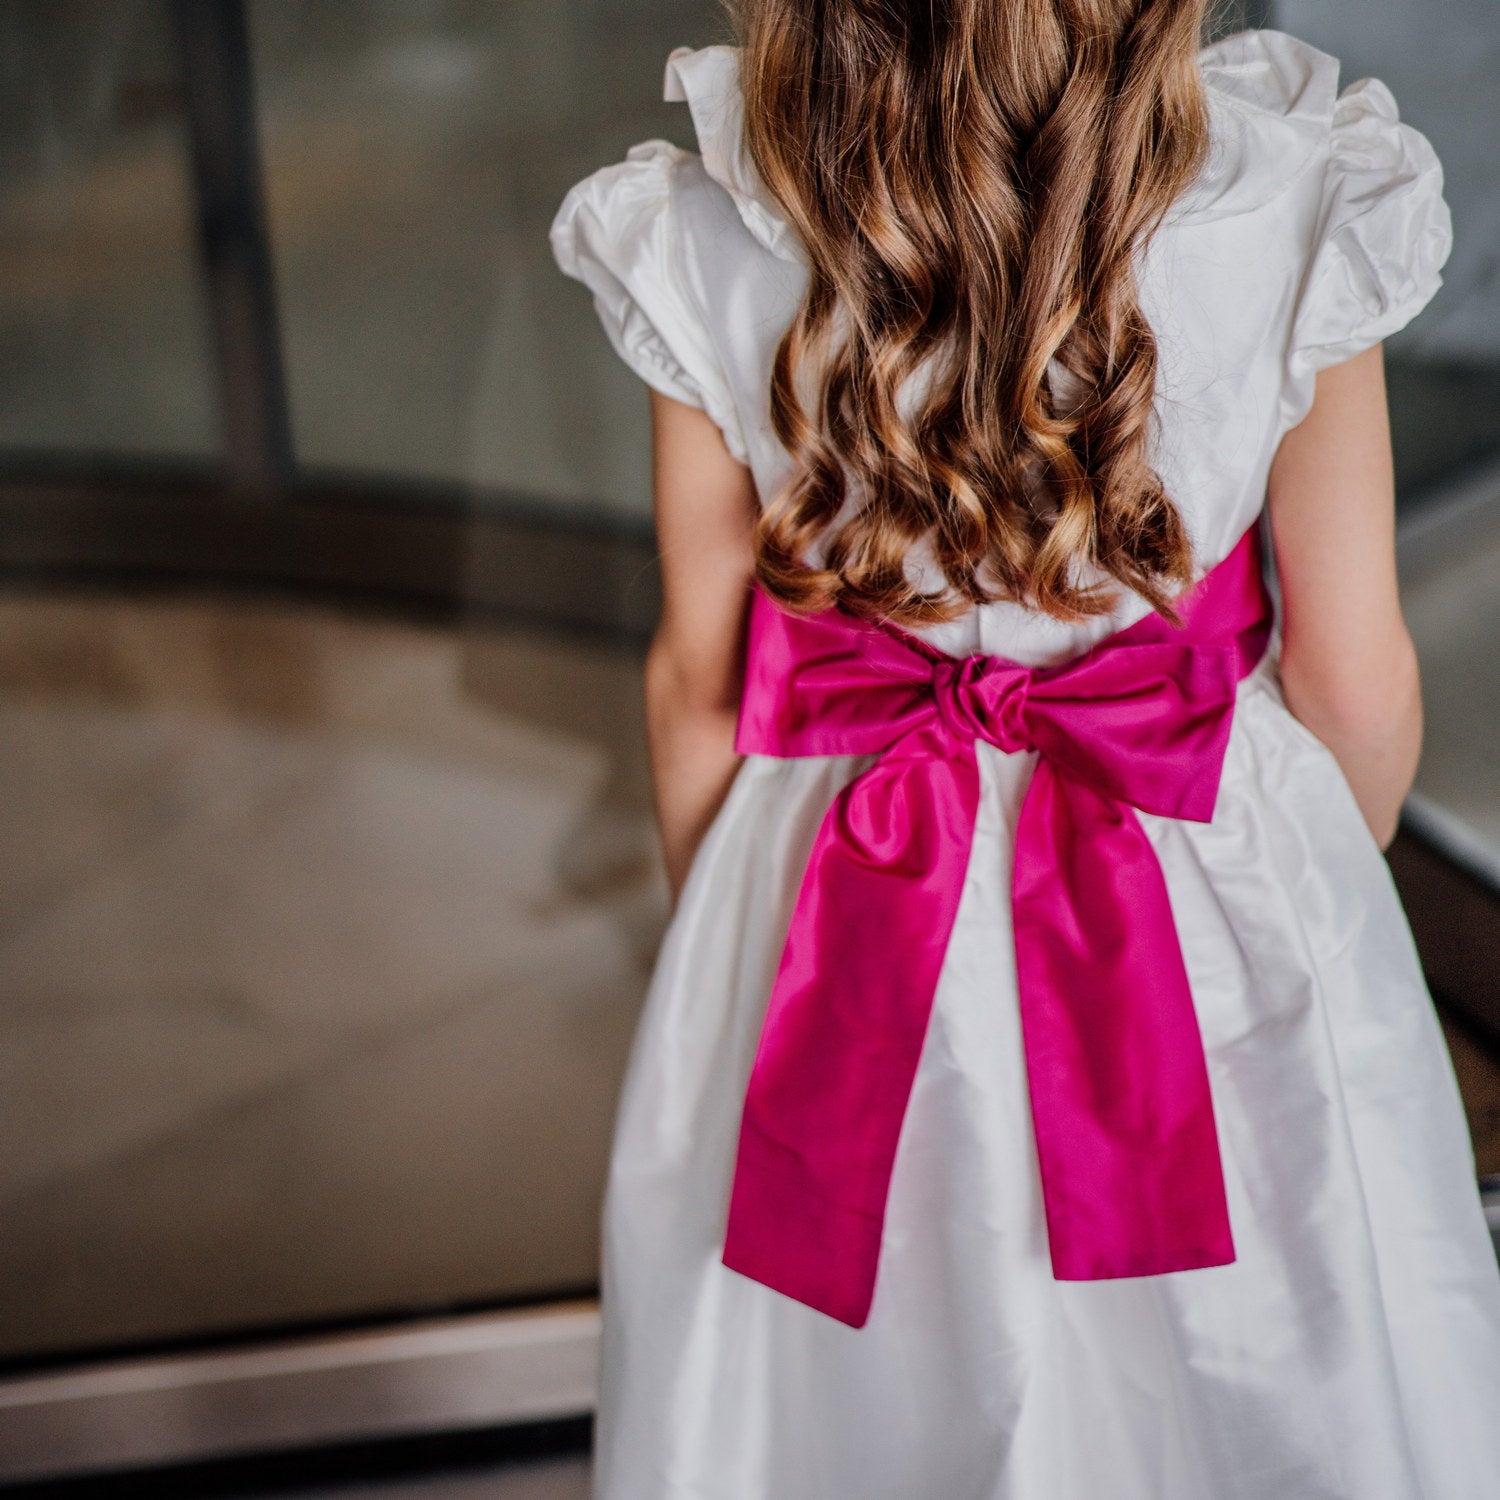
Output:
left=721, top=722, right=980, bottom=1327
left=1011, top=763, right=1235, bottom=1280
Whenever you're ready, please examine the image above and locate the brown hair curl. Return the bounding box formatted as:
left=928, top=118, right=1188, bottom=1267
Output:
left=735, top=0, right=1211, bottom=626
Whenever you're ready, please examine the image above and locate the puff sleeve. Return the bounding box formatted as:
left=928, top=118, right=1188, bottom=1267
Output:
left=1287, top=76, right=1453, bottom=382
left=549, top=139, right=749, bottom=465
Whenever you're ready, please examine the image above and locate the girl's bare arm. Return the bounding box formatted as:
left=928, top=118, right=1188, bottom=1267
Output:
left=642, top=386, right=760, bottom=904
left=1267, top=341, right=1422, bottom=850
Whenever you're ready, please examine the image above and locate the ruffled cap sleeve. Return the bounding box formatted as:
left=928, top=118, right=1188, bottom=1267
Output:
left=1288, top=74, right=1452, bottom=380
left=549, top=140, right=749, bottom=464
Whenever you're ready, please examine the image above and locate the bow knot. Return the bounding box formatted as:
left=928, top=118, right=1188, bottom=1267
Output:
left=931, top=653, right=1031, bottom=753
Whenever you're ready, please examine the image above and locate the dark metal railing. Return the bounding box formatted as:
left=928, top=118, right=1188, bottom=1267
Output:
left=170, top=0, right=294, bottom=490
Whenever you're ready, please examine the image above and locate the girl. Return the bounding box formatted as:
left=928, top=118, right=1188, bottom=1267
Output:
left=550, top=7, right=1500, bottom=1497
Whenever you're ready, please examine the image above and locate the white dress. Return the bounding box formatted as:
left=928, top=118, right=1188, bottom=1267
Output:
left=549, top=28, right=1500, bottom=1500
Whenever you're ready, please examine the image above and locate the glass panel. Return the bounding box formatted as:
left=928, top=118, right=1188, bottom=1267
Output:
left=1275, top=0, right=1500, bottom=504
left=1272, top=1, right=1500, bottom=872
left=0, top=0, right=217, bottom=460
left=249, top=0, right=719, bottom=518
left=0, top=0, right=718, bottom=1366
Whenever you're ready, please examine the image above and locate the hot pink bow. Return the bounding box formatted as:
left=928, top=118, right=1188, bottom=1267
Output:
left=720, top=523, right=1273, bottom=1328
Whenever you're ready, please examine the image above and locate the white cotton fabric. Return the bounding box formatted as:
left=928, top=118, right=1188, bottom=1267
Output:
left=549, top=27, right=1500, bottom=1500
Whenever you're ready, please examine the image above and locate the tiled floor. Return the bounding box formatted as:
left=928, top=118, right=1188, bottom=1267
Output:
left=0, top=591, right=664, bottom=1360
left=1404, top=512, right=1500, bottom=866
left=1401, top=495, right=1500, bottom=1179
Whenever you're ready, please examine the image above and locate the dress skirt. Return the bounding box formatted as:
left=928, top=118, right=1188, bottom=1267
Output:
left=590, top=653, right=1500, bottom=1500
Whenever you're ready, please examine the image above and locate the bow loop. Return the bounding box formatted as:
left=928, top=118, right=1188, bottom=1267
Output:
left=1021, top=640, right=1244, bottom=821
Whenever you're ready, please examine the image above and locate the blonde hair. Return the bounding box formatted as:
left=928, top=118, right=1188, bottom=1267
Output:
left=734, top=0, right=1211, bottom=627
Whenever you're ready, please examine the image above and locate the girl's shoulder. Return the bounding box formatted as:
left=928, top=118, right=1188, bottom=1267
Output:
left=1184, top=28, right=1442, bottom=226
left=1190, top=30, right=1451, bottom=384
left=553, top=29, right=1448, bottom=283
left=559, top=29, right=1443, bottom=247
left=548, top=28, right=1452, bottom=447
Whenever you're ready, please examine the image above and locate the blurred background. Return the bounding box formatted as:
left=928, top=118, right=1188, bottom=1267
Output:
left=0, top=1, right=1497, bottom=1496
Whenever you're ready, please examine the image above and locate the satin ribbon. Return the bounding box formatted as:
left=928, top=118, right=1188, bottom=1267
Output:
left=720, top=523, right=1273, bottom=1328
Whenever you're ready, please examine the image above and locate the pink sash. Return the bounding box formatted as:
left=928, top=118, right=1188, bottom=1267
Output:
left=720, top=523, right=1273, bottom=1327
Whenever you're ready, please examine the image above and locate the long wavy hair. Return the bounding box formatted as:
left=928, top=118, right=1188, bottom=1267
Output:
left=733, top=0, right=1212, bottom=627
